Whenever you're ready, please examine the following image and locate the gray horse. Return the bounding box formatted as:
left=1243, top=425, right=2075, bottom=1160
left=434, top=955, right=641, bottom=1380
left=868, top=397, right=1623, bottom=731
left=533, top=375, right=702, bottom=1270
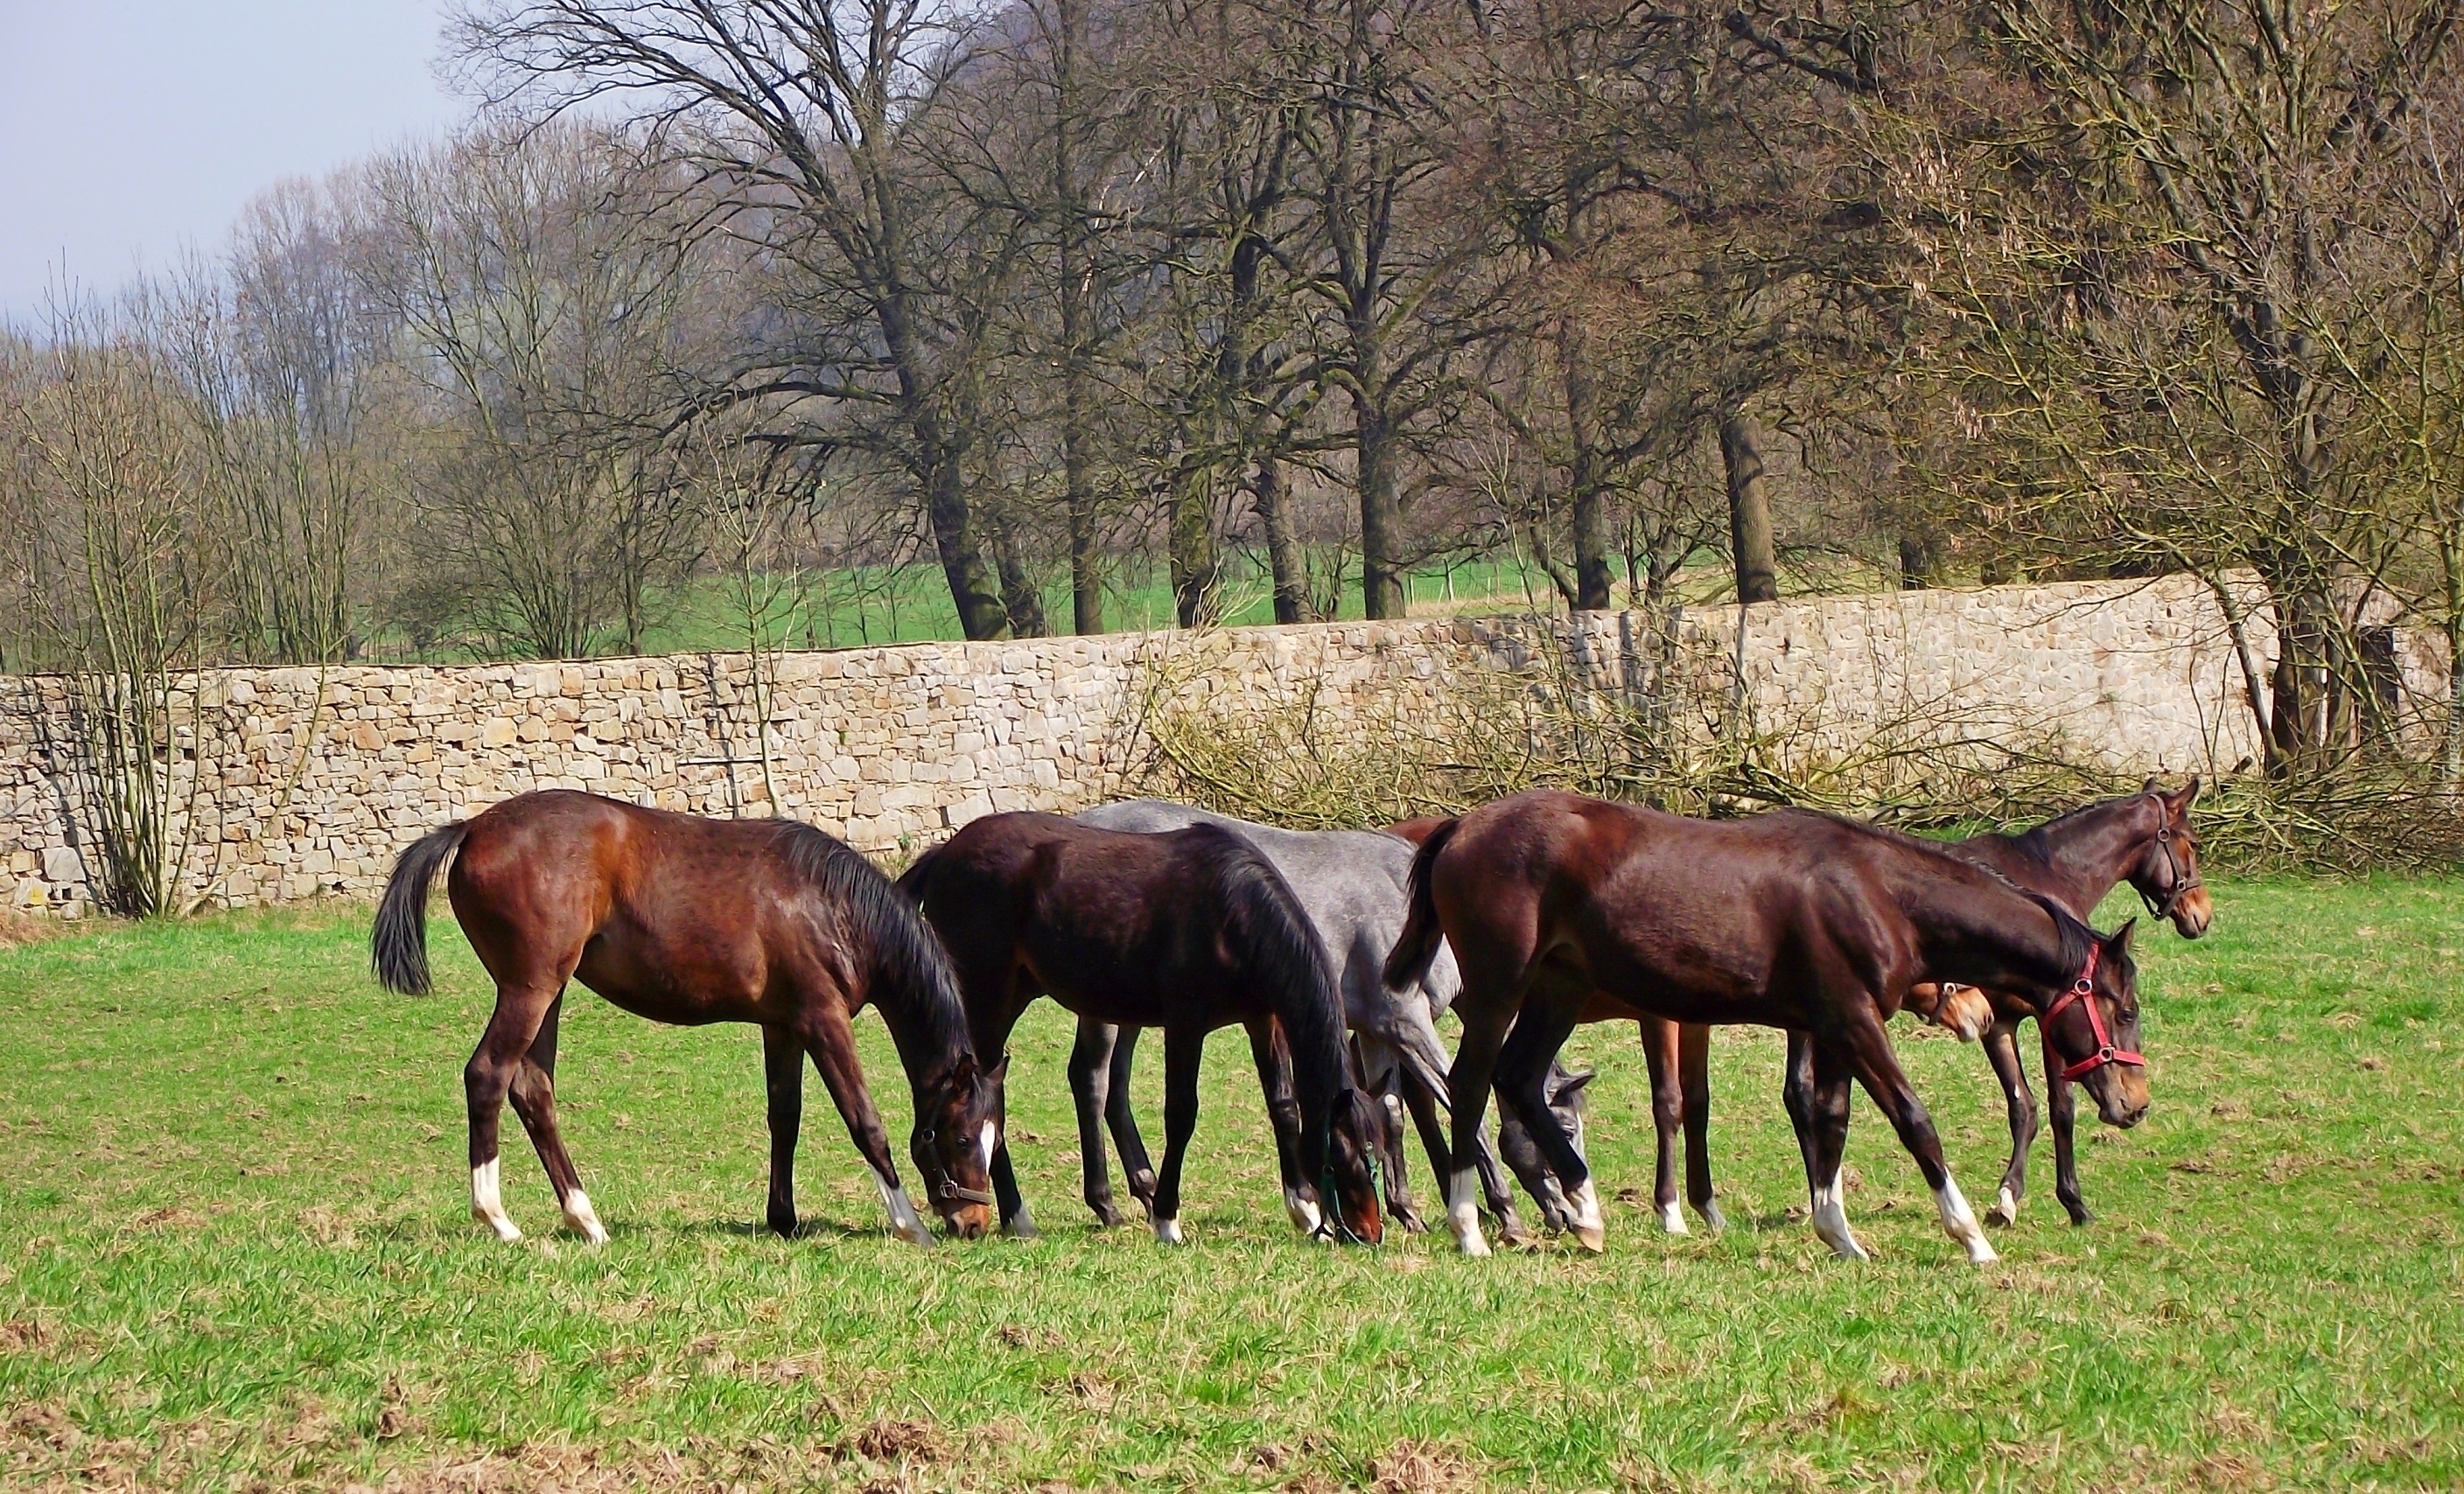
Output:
left=1070, top=799, right=1587, bottom=1236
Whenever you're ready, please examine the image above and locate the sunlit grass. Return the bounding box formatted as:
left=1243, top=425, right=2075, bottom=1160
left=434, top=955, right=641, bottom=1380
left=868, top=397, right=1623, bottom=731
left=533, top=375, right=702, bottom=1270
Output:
left=1, top=879, right=2457, bottom=1490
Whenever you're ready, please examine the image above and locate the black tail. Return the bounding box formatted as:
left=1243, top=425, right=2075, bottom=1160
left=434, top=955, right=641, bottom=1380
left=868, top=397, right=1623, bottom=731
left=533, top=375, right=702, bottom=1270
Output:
left=372, top=821, right=470, bottom=995
left=1382, top=816, right=1462, bottom=992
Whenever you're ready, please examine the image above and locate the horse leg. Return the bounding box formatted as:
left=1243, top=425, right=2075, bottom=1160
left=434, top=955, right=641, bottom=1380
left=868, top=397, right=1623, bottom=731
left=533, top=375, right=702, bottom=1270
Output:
left=464, top=980, right=562, bottom=1243
left=1982, top=1016, right=2038, bottom=1226
left=2040, top=1023, right=2092, bottom=1225
left=1837, top=1016, right=1996, bottom=1264
left=502, top=995, right=605, bottom=1245
left=1152, top=1025, right=1206, bottom=1245
left=1781, top=1029, right=1822, bottom=1204
left=762, top=1024, right=804, bottom=1237
left=972, top=999, right=1039, bottom=1239
left=1444, top=994, right=1521, bottom=1259
left=1069, top=1020, right=1129, bottom=1226
left=1496, top=994, right=1600, bottom=1251
left=1642, top=1016, right=1687, bottom=1235
left=1354, top=1035, right=1425, bottom=1233
left=1679, top=1022, right=1723, bottom=1232
left=1799, top=1035, right=1867, bottom=1260
left=1248, top=1018, right=1318, bottom=1234
left=802, top=1004, right=933, bottom=1248
left=1106, top=1025, right=1159, bottom=1212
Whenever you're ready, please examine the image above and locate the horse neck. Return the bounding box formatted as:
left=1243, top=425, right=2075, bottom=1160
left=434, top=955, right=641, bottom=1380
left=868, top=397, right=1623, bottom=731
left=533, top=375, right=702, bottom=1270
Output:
left=1897, top=865, right=2080, bottom=1001
left=2017, top=799, right=2152, bottom=911
left=867, top=964, right=971, bottom=1103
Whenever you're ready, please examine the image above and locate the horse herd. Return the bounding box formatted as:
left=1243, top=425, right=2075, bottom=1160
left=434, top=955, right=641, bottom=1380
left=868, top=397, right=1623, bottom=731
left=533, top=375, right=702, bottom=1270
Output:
left=371, top=777, right=2208, bottom=1261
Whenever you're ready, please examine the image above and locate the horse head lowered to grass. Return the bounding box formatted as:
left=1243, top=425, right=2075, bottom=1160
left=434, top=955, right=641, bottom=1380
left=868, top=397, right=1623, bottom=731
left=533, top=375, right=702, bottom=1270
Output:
left=373, top=790, right=1004, bottom=1246
left=1385, top=791, right=2151, bottom=1261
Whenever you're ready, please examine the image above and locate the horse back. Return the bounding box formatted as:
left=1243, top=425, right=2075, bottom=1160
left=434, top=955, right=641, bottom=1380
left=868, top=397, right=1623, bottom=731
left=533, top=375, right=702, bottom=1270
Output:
left=447, top=790, right=836, bottom=1023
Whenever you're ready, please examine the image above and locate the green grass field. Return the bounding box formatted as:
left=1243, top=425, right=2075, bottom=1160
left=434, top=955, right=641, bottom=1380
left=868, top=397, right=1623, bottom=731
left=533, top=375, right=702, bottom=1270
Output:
left=2, top=878, right=2458, bottom=1491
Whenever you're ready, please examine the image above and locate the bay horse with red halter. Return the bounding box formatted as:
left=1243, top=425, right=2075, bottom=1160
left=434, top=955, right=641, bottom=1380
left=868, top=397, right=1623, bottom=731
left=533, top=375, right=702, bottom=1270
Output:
left=372, top=791, right=1004, bottom=1247
left=1384, top=790, right=2152, bottom=1260
left=1624, top=778, right=2209, bottom=1237
left=899, top=813, right=1385, bottom=1246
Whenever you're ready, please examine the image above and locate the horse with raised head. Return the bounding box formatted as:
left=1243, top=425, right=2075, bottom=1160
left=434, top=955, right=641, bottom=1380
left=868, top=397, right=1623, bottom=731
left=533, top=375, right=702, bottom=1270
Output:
left=899, top=813, right=1385, bottom=1245
left=1385, top=790, right=2152, bottom=1260
left=372, top=790, right=1004, bottom=1246
left=1630, top=778, right=2210, bottom=1234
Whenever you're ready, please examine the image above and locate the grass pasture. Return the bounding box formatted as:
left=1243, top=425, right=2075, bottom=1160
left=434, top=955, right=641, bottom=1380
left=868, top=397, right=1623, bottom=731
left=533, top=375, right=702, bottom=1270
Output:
left=1, top=879, right=2459, bottom=1491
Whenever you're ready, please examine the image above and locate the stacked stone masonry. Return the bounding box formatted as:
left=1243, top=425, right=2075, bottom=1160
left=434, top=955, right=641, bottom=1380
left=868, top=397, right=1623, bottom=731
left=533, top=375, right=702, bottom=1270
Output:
left=2, top=572, right=2443, bottom=915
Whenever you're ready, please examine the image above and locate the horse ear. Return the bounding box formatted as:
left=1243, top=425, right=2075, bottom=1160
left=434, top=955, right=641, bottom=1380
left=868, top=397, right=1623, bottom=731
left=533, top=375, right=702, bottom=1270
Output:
left=2104, top=918, right=2138, bottom=958
left=1551, top=1070, right=1596, bottom=1103
left=2141, top=773, right=2160, bottom=793
left=982, top=1053, right=1010, bottom=1090
left=2172, top=774, right=2202, bottom=809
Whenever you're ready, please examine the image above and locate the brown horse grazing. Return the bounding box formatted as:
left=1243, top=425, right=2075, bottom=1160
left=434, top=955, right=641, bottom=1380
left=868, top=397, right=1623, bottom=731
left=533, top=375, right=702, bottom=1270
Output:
left=899, top=813, right=1385, bottom=1246
left=1384, top=790, right=2151, bottom=1260
left=372, top=791, right=1004, bottom=1246
left=1630, top=778, right=2210, bottom=1236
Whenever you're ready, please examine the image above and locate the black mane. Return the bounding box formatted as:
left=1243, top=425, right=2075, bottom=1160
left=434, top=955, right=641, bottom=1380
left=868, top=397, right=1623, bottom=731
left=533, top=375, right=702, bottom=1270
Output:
left=773, top=820, right=974, bottom=1073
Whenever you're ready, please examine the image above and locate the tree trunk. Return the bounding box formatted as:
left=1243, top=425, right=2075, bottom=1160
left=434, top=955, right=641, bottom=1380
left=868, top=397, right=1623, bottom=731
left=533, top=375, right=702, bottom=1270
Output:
left=991, top=514, right=1048, bottom=638
left=1897, top=534, right=1934, bottom=590
left=920, top=449, right=1011, bottom=640
left=1558, top=318, right=1613, bottom=611
left=1355, top=383, right=1406, bottom=620
left=1254, top=454, right=1315, bottom=624
left=1719, top=413, right=1778, bottom=604
left=1170, top=471, right=1220, bottom=627
left=1054, top=0, right=1103, bottom=637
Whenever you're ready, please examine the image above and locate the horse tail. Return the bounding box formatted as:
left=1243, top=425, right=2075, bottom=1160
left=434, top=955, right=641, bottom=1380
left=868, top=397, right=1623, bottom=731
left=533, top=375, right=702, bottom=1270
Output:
left=1382, top=815, right=1462, bottom=993
left=372, top=820, right=470, bottom=995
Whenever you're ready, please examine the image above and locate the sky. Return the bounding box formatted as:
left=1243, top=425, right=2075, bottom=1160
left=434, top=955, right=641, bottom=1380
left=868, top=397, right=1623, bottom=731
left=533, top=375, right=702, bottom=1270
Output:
left=0, top=1, right=472, bottom=325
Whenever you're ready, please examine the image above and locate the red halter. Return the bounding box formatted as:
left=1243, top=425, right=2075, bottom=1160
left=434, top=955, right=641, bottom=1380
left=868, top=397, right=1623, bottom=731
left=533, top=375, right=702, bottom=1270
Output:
left=2040, top=944, right=2146, bottom=1082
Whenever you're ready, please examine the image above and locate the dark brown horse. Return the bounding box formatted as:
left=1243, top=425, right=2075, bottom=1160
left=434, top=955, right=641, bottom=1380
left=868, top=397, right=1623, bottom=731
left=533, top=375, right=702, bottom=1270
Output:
left=1631, top=779, right=2209, bottom=1235
left=1385, top=790, right=2151, bottom=1260
left=899, top=813, right=1384, bottom=1245
left=372, top=791, right=1004, bottom=1246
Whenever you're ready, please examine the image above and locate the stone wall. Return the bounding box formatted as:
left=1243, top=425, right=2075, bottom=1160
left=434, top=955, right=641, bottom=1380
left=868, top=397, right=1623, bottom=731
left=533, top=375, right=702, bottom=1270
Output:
left=2, top=571, right=2444, bottom=915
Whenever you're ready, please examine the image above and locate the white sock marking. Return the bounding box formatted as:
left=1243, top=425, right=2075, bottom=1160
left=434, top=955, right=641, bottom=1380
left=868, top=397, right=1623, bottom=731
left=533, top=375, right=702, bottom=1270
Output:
left=871, top=1168, right=934, bottom=1247
left=1810, top=1170, right=1866, bottom=1260
left=1934, top=1177, right=1998, bottom=1263
left=1152, top=1215, right=1184, bottom=1245
left=1448, top=1167, right=1490, bottom=1257
left=471, top=1158, right=522, bottom=1242
left=560, top=1188, right=609, bottom=1246
left=1568, top=1178, right=1606, bottom=1251
left=1283, top=1186, right=1323, bottom=1235
left=1659, top=1199, right=1690, bottom=1235
left=1988, top=1184, right=2020, bottom=1226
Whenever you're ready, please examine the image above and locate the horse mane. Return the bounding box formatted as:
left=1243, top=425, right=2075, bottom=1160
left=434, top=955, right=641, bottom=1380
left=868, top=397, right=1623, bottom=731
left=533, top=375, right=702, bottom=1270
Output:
left=1190, top=823, right=1347, bottom=1095
left=773, top=821, right=973, bottom=1072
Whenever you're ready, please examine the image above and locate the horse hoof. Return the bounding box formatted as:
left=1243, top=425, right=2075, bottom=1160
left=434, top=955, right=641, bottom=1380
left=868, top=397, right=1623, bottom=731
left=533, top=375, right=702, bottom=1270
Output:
left=1395, top=1209, right=1430, bottom=1235
left=1283, top=1188, right=1323, bottom=1235
left=2065, top=1205, right=2094, bottom=1227
left=766, top=1211, right=798, bottom=1239
left=1152, top=1217, right=1185, bottom=1246
left=1573, top=1223, right=1607, bottom=1254
left=1657, top=1202, right=1690, bottom=1236
left=1964, top=1238, right=2000, bottom=1264
left=1696, top=1201, right=1727, bottom=1233
left=1985, top=1188, right=2019, bottom=1227
left=561, top=1191, right=609, bottom=1246
left=1456, top=1230, right=1492, bottom=1258
left=894, top=1222, right=936, bottom=1249
left=1004, top=1208, right=1040, bottom=1239
left=474, top=1210, right=523, bottom=1244
left=1088, top=1202, right=1126, bottom=1228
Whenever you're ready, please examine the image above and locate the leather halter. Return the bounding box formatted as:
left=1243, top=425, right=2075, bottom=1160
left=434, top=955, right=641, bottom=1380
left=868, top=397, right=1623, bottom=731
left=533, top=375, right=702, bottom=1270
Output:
left=2135, top=795, right=2204, bottom=921
left=2041, top=943, right=2145, bottom=1082
left=915, top=1128, right=998, bottom=1208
